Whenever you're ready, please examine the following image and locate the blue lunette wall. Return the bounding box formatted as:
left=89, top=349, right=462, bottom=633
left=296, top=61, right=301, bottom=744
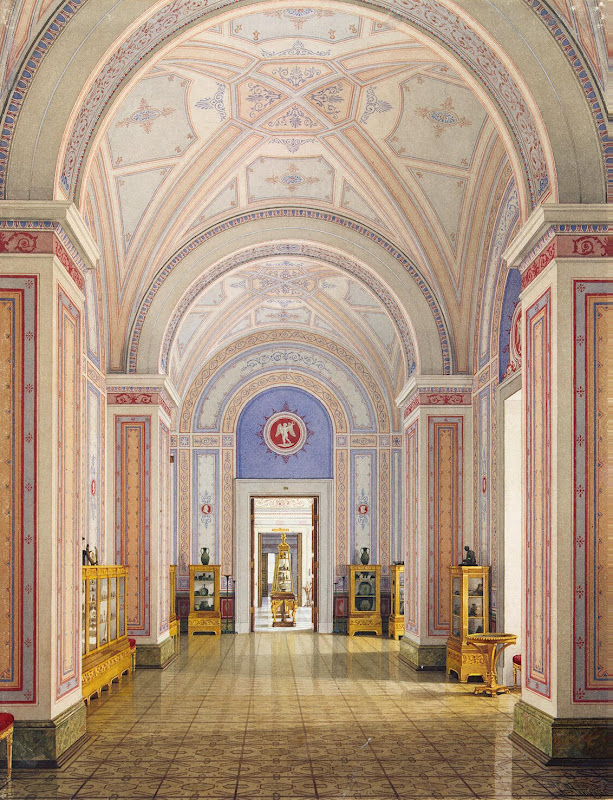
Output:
left=236, top=387, right=333, bottom=478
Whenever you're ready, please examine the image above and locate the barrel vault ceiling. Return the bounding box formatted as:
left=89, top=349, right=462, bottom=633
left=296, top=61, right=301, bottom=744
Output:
left=81, top=2, right=517, bottom=380
left=1, top=0, right=606, bottom=385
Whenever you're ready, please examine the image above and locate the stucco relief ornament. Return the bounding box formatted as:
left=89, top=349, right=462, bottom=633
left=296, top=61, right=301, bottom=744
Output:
left=258, top=403, right=313, bottom=462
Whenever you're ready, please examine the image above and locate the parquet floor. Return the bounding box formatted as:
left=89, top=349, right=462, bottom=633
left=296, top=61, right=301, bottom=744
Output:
left=0, top=633, right=609, bottom=799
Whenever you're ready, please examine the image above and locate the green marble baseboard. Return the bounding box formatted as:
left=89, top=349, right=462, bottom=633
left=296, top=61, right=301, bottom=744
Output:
left=8, top=700, right=88, bottom=768
left=511, top=701, right=611, bottom=764
left=135, top=636, right=176, bottom=669
left=399, top=637, right=445, bottom=670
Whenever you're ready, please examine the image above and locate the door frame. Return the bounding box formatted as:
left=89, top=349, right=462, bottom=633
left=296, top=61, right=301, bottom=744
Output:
left=235, top=479, right=333, bottom=633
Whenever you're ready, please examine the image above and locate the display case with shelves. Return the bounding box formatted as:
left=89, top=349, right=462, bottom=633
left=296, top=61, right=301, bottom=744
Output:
left=389, top=564, right=405, bottom=640
left=169, top=565, right=179, bottom=651
left=81, top=565, right=131, bottom=703
left=446, top=565, right=490, bottom=682
left=188, top=565, right=221, bottom=635
left=348, top=564, right=382, bottom=636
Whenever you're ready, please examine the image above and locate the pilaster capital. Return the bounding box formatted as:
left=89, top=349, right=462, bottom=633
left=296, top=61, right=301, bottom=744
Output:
left=0, top=200, right=99, bottom=269
left=503, top=203, right=612, bottom=290
left=106, top=374, right=180, bottom=417
left=396, top=375, right=473, bottom=417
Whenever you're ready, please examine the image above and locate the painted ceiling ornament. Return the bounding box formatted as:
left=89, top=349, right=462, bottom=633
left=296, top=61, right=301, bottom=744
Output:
left=270, top=137, right=317, bottom=153
left=308, top=83, right=344, bottom=120
left=271, top=65, right=322, bottom=89
left=265, top=104, right=321, bottom=130
left=195, top=82, right=227, bottom=121
left=258, top=403, right=313, bottom=462
left=264, top=8, right=334, bottom=29
left=360, top=87, right=392, bottom=124
left=266, top=163, right=320, bottom=192
left=116, top=97, right=175, bottom=134
left=416, top=96, right=472, bottom=138
left=245, top=82, right=284, bottom=117
left=261, top=40, right=331, bottom=58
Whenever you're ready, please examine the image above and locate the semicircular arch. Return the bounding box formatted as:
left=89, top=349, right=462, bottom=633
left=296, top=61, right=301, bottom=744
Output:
left=180, top=329, right=391, bottom=433
left=132, top=210, right=450, bottom=378
left=1, top=0, right=605, bottom=208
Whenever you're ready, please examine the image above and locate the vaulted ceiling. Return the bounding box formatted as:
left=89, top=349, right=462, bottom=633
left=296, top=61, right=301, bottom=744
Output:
left=1, top=0, right=607, bottom=388
left=81, top=2, right=518, bottom=379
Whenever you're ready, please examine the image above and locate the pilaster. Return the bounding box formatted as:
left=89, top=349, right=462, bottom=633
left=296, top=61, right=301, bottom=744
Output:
left=504, top=204, right=612, bottom=762
left=106, top=375, right=179, bottom=668
left=396, top=376, right=473, bottom=670
left=0, top=200, right=99, bottom=763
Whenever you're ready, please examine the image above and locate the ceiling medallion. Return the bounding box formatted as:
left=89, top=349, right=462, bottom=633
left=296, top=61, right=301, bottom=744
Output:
left=259, top=403, right=313, bottom=461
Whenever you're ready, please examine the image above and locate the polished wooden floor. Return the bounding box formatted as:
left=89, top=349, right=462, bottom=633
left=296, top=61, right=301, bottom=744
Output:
left=0, top=633, right=608, bottom=799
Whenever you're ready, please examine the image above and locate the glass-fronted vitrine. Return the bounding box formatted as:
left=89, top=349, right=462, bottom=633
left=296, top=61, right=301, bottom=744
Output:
left=348, top=565, right=382, bottom=636
left=188, top=565, right=221, bottom=635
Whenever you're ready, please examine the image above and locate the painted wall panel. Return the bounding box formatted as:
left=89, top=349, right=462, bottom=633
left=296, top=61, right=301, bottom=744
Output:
left=525, top=290, right=551, bottom=697
left=56, top=289, right=81, bottom=699
left=350, top=450, right=377, bottom=564
left=405, top=421, right=419, bottom=636
left=192, top=450, right=219, bottom=565
left=428, top=416, right=462, bottom=637
left=159, top=422, right=170, bottom=635
left=573, top=280, right=613, bottom=703
left=86, top=381, right=104, bottom=560
left=0, top=278, right=37, bottom=703
left=115, top=416, right=151, bottom=637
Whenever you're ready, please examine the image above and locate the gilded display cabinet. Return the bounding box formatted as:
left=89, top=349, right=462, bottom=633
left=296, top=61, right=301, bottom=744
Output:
left=348, top=565, right=382, bottom=636
left=446, top=565, right=490, bottom=682
left=389, top=564, right=405, bottom=640
left=188, top=565, right=221, bottom=635
left=81, top=565, right=131, bottom=703
left=169, top=565, right=179, bottom=651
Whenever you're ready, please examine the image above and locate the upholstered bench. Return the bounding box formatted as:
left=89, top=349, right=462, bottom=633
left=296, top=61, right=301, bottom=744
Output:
left=0, top=713, right=14, bottom=780
left=512, top=654, right=522, bottom=686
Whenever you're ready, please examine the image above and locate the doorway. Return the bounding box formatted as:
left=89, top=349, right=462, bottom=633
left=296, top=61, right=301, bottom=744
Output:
left=253, top=500, right=313, bottom=632
left=234, top=479, right=333, bottom=633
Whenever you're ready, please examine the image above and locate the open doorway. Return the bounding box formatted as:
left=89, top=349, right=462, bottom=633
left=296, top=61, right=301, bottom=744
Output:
left=252, top=497, right=315, bottom=632
left=234, top=479, right=333, bottom=634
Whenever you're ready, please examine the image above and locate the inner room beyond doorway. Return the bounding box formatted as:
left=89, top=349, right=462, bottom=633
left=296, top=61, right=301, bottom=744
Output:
left=253, top=497, right=314, bottom=632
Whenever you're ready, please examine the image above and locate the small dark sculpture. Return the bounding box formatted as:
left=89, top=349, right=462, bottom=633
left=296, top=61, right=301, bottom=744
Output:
left=82, top=541, right=98, bottom=566
left=460, top=545, right=477, bottom=566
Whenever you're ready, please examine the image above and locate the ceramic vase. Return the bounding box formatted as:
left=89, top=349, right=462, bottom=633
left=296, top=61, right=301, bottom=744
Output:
left=360, top=547, right=370, bottom=565
left=200, top=547, right=210, bottom=565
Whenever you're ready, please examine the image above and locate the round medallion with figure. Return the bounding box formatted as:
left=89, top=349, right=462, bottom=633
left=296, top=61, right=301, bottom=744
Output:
left=264, top=411, right=307, bottom=456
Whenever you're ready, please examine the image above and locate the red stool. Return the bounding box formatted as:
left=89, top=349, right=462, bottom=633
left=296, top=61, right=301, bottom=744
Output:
left=512, top=654, right=522, bottom=686
left=128, top=638, right=136, bottom=672
left=0, top=713, right=14, bottom=780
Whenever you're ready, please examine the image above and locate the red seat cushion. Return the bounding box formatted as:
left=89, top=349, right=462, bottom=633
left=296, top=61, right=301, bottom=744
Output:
left=0, top=713, right=14, bottom=733
left=512, top=654, right=522, bottom=665
left=128, top=638, right=136, bottom=649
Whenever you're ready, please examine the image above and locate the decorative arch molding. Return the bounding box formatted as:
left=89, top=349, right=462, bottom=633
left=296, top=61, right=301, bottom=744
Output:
left=131, top=210, right=449, bottom=377
left=226, top=377, right=347, bottom=439
left=192, top=344, right=381, bottom=435
left=58, top=0, right=548, bottom=208
left=1, top=0, right=606, bottom=207
left=179, top=329, right=390, bottom=434
left=158, top=238, right=419, bottom=377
